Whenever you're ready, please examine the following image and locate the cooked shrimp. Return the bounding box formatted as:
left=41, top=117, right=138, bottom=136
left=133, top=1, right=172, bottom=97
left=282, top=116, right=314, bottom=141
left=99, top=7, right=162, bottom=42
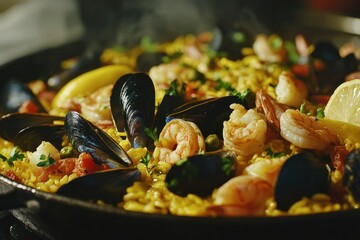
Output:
left=153, top=119, right=205, bottom=165
left=243, top=156, right=288, bottom=186
left=256, top=88, right=288, bottom=131
left=280, top=109, right=338, bottom=150
left=253, top=34, right=283, bottom=62
left=223, top=104, right=267, bottom=159
left=80, top=84, right=113, bottom=122
left=275, top=71, right=308, bottom=108
left=208, top=175, right=273, bottom=216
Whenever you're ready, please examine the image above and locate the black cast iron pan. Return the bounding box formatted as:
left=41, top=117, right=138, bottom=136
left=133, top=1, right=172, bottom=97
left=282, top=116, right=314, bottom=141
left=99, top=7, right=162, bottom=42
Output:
left=0, top=5, right=360, bottom=240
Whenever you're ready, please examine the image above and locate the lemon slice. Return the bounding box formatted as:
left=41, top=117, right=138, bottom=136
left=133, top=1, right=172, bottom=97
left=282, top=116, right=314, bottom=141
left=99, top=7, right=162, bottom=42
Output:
left=320, top=79, right=360, bottom=142
left=52, top=65, right=133, bottom=108
left=324, top=79, right=360, bottom=125
left=317, top=118, right=360, bottom=143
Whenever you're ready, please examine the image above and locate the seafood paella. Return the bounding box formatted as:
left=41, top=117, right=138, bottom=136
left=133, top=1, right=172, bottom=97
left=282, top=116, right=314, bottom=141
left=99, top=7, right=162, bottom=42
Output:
left=0, top=30, right=360, bottom=217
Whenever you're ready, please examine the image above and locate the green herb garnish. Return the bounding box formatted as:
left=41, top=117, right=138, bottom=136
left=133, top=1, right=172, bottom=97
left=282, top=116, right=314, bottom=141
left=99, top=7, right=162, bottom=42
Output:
left=36, top=153, right=56, bottom=168
left=222, top=157, right=234, bottom=175
left=145, top=127, right=159, bottom=142
left=316, top=107, right=325, bottom=120
left=140, top=36, right=157, bottom=52
left=265, top=147, right=284, bottom=158
left=1, top=146, right=25, bottom=167
left=140, top=152, right=152, bottom=170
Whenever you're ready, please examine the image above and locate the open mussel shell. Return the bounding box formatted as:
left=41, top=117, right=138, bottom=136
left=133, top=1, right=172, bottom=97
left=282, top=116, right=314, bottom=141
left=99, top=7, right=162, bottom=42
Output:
left=47, top=45, right=103, bottom=91
left=308, top=41, right=359, bottom=95
left=65, top=111, right=132, bottom=168
left=166, top=96, right=248, bottom=139
left=14, top=124, right=65, bottom=152
left=57, top=168, right=141, bottom=205
left=110, top=73, right=155, bottom=148
left=0, top=79, right=47, bottom=116
left=343, top=149, right=360, bottom=201
left=274, top=151, right=331, bottom=211
left=165, top=151, right=237, bottom=197
left=0, top=113, right=64, bottom=142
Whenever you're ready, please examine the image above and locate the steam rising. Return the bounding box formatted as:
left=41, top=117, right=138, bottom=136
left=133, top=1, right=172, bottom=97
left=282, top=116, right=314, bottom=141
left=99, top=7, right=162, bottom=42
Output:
left=115, top=0, right=215, bottom=47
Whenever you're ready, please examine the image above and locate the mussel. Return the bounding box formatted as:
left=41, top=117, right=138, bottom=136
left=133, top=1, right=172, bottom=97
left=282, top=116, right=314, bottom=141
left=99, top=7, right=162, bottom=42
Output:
left=165, top=95, right=249, bottom=139
left=165, top=151, right=237, bottom=197
left=110, top=73, right=155, bottom=148
left=0, top=79, right=46, bottom=116
left=274, top=151, right=331, bottom=211
left=65, top=111, right=132, bottom=168
left=343, top=149, right=360, bottom=201
left=57, top=168, right=141, bottom=205
left=47, top=45, right=103, bottom=91
left=0, top=113, right=65, bottom=151
left=308, top=41, right=358, bottom=95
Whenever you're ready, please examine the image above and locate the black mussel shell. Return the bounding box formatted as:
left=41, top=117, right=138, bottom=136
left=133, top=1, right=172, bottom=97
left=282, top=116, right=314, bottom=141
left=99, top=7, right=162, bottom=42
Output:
left=110, top=73, right=155, bottom=148
left=47, top=45, right=103, bottom=91
left=343, top=149, right=360, bottom=201
left=274, top=151, right=331, bottom=211
left=57, top=168, right=141, bottom=205
left=165, top=151, right=237, bottom=197
left=152, top=80, right=186, bottom=136
left=0, top=79, right=46, bottom=116
left=65, top=111, right=132, bottom=168
left=14, top=124, right=65, bottom=152
left=166, top=96, right=248, bottom=139
left=136, top=52, right=167, bottom=72
left=308, top=41, right=358, bottom=95
left=0, top=113, right=64, bottom=142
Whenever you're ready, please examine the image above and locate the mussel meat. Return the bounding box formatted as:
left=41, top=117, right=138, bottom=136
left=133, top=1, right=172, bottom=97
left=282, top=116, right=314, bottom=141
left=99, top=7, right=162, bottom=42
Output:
left=343, top=149, right=360, bottom=201
left=165, top=151, right=237, bottom=197
left=57, top=168, right=141, bottom=205
left=274, top=151, right=331, bottom=211
left=0, top=79, right=46, bottom=116
left=110, top=73, right=155, bottom=148
left=65, top=111, right=132, bottom=168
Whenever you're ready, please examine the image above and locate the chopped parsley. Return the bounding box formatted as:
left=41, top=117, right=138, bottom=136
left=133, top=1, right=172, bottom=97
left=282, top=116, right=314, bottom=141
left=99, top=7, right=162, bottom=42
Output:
left=221, top=157, right=234, bottom=175
left=140, top=152, right=152, bottom=170
left=1, top=146, right=25, bottom=167
left=36, top=153, right=56, bottom=168
left=140, top=36, right=157, bottom=52
left=265, top=147, right=284, bottom=158
left=145, top=127, right=159, bottom=142
left=316, top=107, right=325, bottom=120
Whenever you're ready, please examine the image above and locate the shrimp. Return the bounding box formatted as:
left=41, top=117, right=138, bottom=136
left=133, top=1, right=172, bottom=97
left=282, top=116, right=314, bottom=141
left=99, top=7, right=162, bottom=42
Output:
left=243, top=156, right=288, bottom=186
left=280, top=109, right=338, bottom=150
left=275, top=71, right=308, bottom=108
left=80, top=84, right=113, bottom=123
left=223, top=104, right=267, bottom=159
left=208, top=175, right=273, bottom=216
left=256, top=88, right=288, bottom=131
left=253, top=34, right=283, bottom=62
left=153, top=119, right=205, bottom=165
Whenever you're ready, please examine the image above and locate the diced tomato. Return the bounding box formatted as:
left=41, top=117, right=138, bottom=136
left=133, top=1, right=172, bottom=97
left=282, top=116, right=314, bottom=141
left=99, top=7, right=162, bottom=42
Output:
left=33, top=165, right=57, bottom=182
left=73, top=152, right=109, bottom=177
left=4, top=171, right=22, bottom=183
left=330, top=145, right=349, bottom=173
left=291, top=64, right=309, bottom=77
left=18, top=100, right=39, bottom=113
left=309, top=94, right=331, bottom=105
left=56, top=158, right=76, bottom=175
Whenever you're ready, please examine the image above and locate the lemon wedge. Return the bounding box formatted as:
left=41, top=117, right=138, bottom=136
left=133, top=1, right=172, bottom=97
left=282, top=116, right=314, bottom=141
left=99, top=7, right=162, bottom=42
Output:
left=324, top=79, right=360, bottom=125
left=317, top=118, right=360, bottom=143
left=319, top=79, right=360, bottom=142
left=52, top=65, right=133, bottom=108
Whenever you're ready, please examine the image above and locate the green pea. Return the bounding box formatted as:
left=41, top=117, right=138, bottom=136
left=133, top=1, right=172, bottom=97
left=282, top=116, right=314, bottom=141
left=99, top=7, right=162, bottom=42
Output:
left=205, top=134, right=220, bottom=151
left=60, top=146, right=74, bottom=158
